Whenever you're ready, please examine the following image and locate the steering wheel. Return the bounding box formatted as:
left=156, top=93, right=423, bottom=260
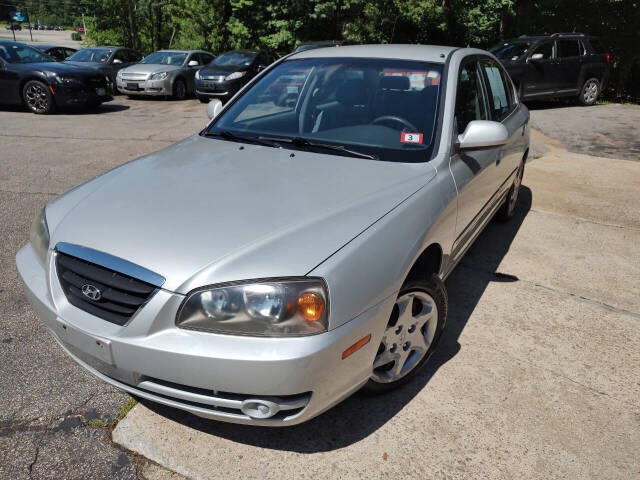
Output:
left=371, top=115, right=418, bottom=132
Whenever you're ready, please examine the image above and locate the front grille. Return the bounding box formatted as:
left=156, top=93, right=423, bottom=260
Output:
left=121, top=72, right=148, bottom=81
left=56, top=252, right=158, bottom=326
left=202, top=75, right=225, bottom=82
left=85, top=75, right=107, bottom=86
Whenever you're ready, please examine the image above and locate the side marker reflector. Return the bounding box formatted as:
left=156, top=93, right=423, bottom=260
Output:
left=342, top=334, right=371, bottom=360
left=49, top=85, right=55, bottom=95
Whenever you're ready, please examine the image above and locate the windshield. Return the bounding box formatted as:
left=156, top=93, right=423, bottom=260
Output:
left=212, top=51, right=256, bottom=67
left=0, top=43, right=53, bottom=63
left=67, top=48, right=111, bottom=63
left=206, top=58, right=443, bottom=162
left=141, top=51, right=187, bottom=66
left=489, top=40, right=533, bottom=61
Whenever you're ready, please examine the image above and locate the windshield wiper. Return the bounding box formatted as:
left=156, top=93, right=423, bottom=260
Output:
left=205, top=130, right=281, bottom=148
left=259, top=136, right=377, bottom=160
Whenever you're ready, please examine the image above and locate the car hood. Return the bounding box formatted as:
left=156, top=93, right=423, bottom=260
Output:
left=16, top=61, right=101, bottom=75
left=120, top=64, right=182, bottom=75
left=48, top=135, right=435, bottom=294
left=199, top=64, right=249, bottom=76
left=64, top=61, right=110, bottom=71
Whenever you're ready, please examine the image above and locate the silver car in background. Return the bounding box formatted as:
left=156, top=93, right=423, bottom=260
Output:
left=117, top=50, right=215, bottom=99
left=17, top=45, right=529, bottom=426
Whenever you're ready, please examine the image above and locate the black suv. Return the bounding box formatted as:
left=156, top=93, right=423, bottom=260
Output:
left=490, top=33, right=610, bottom=105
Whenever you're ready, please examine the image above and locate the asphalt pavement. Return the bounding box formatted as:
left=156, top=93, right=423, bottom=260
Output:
left=1, top=97, right=639, bottom=479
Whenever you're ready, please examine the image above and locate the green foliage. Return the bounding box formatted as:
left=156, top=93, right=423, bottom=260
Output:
left=21, top=0, right=640, bottom=102
left=71, top=32, right=82, bottom=41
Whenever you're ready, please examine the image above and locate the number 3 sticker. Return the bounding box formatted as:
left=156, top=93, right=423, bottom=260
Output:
left=401, top=132, right=423, bottom=144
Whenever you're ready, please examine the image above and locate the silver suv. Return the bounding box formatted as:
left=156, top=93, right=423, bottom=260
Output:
left=17, top=44, right=529, bottom=426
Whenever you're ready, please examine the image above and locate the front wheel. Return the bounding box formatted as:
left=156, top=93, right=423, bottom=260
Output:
left=579, top=78, right=600, bottom=106
left=362, top=275, right=447, bottom=394
left=173, top=79, right=187, bottom=100
left=23, top=80, right=55, bottom=114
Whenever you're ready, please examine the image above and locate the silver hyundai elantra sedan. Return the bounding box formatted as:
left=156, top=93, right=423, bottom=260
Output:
left=17, top=44, right=529, bottom=426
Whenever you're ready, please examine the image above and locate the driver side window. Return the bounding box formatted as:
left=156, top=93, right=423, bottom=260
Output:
left=455, top=58, right=489, bottom=134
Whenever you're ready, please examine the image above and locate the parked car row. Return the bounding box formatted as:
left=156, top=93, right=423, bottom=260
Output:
left=0, top=32, right=610, bottom=115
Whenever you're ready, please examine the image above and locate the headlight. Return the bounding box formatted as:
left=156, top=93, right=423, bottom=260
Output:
left=176, top=278, right=328, bottom=337
left=116, top=70, right=123, bottom=78
left=195, top=69, right=200, bottom=80
left=150, top=71, right=168, bottom=80
left=29, top=207, right=50, bottom=264
left=225, top=71, right=246, bottom=81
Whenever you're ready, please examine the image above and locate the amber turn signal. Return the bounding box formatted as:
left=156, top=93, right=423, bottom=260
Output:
left=297, top=292, right=324, bottom=322
left=342, top=334, right=372, bottom=360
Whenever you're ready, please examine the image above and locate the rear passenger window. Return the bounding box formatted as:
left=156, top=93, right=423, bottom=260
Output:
left=481, top=60, right=513, bottom=121
left=531, top=41, right=554, bottom=60
left=455, top=59, right=488, bottom=133
left=558, top=40, right=580, bottom=58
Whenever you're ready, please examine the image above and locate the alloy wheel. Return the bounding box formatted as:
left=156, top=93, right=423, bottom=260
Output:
left=25, top=83, right=50, bottom=113
left=371, top=291, right=438, bottom=383
left=583, top=80, right=598, bottom=104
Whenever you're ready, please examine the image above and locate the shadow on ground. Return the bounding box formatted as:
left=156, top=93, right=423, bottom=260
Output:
left=0, top=103, right=130, bottom=115
left=139, top=186, right=533, bottom=453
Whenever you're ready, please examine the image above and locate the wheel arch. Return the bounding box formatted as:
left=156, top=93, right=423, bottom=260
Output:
left=405, top=243, right=443, bottom=283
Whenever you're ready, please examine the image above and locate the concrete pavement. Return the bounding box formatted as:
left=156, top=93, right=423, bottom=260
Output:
left=112, top=146, right=640, bottom=479
left=1, top=98, right=639, bottom=479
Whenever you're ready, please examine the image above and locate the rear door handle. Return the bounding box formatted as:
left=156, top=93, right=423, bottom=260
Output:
left=496, top=151, right=502, bottom=165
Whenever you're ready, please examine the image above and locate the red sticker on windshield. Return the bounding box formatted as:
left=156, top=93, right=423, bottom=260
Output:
left=401, top=132, right=423, bottom=144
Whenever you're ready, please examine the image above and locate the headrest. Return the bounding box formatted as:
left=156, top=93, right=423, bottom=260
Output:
left=380, top=75, right=410, bottom=90
left=336, top=79, right=368, bottom=106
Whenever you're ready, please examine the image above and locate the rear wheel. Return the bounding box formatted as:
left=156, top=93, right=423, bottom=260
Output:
left=173, top=79, right=187, bottom=100
left=23, top=80, right=55, bottom=114
left=497, top=160, right=524, bottom=221
left=579, top=78, right=600, bottom=106
left=362, top=276, right=447, bottom=394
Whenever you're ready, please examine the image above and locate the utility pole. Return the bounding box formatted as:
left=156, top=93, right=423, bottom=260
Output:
left=25, top=7, right=33, bottom=41
left=82, top=12, right=87, bottom=35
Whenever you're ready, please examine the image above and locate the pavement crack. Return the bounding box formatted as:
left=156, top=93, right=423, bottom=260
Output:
left=0, top=189, right=59, bottom=196
left=27, top=431, right=46, bottom=479
left=457, top=264, right=640, bottom=320
left=529, top=207, right=640, bottom=232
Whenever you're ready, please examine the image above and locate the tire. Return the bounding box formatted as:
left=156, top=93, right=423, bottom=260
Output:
left=198, top=97, right=209, bottom=104
left=23, top=80, right=55, bottom=114
left=579, top=78, right=600, bottom=106
left=362, top=275, right=447, bottom=395
left=497, top=160, right=524, bottom=222
left=173, top=79, right=187, bottom=100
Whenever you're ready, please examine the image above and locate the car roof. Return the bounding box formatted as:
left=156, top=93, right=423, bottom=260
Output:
left=289, top=44, right=458, bottom=63
left=33, top=44, right=69, bottom=50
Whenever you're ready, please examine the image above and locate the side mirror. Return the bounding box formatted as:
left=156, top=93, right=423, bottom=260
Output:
left=257, top=64, right=266, bottom=72
left=457, top=120, right=509, bottom=150
left=527, top=53, right=544, bottom=63
left=113, top=58, right=123, bottom=64
left=206, top=99, right=223, bottom=119
left=188, top=60, right=199, bottom=67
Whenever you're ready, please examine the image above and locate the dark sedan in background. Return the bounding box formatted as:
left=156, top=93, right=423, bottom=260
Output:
left=65, top=46, right=143, bottom=93
left=33, top=45, right=78, bottom=62
left=195, top=50, right=273, bottom=103
left=0, top=41, right=111, bottom=114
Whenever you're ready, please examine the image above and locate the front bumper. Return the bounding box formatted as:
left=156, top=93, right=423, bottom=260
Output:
left=54, top=84, right=112, bottom=106
left=16, top=243, right=388, bottom=426
left=117, top=77, right=171, bottom=96
left=194, top=79, right=243, bottom=100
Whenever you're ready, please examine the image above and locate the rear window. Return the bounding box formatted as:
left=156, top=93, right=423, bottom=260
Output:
left=589, top=38, right=606, bottom=54
left=558, top=40, right=580, bottom=58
